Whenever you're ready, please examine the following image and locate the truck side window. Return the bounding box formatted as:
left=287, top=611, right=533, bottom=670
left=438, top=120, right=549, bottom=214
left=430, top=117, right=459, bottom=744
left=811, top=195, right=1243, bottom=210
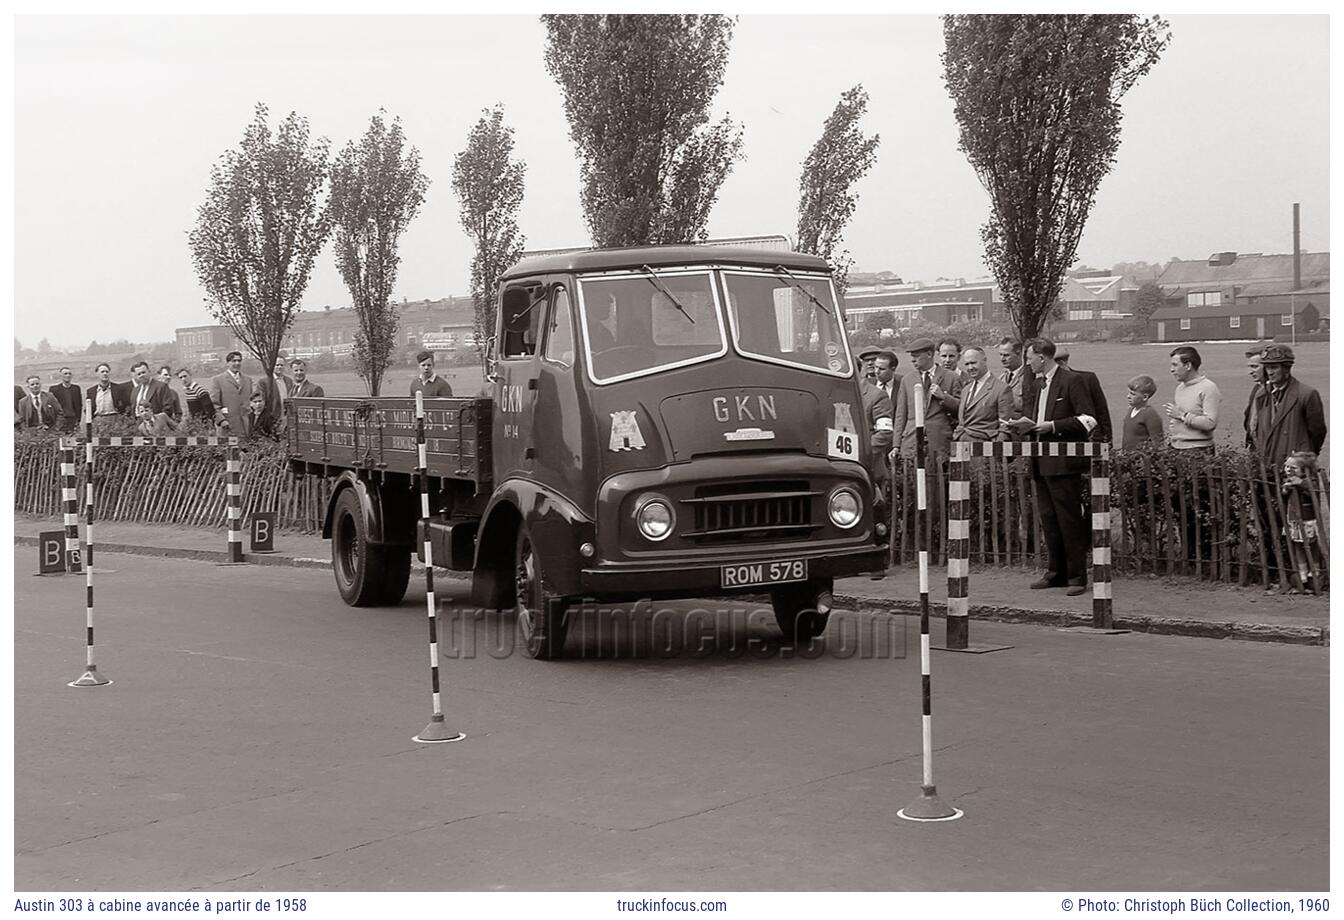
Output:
left=501, top=284, right=543, bottom=358
left=543, top=286, right=575, bottom=366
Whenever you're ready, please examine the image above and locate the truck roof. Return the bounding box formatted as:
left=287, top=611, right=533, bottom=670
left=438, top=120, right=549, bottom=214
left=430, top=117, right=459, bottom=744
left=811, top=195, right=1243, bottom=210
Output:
left=501, top=245, right=831, bottom=280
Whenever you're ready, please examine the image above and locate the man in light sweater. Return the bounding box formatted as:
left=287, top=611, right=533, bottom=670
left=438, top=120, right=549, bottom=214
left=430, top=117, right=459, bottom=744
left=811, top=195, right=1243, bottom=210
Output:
left=1163, top=345, right=1221, bottom=452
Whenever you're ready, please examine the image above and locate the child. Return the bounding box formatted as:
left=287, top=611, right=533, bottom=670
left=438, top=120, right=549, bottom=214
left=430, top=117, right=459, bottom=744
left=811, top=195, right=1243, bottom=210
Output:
left=1121, top=375, right=1163, bottom=448
left=1281, top=451, right=1322, bottom=593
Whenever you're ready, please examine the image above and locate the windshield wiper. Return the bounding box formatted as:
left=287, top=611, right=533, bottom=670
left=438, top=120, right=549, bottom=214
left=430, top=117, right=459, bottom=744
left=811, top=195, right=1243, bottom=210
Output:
left=773, top=265, right=833, bottom=317
left=639, top=264, right=696, bottom=325
left=510, top=288, right=550, bottom=326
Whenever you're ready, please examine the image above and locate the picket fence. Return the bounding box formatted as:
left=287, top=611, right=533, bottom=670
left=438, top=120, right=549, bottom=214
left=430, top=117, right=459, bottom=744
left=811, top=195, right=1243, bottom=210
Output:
left=12, top=438, right=1329, bottom=590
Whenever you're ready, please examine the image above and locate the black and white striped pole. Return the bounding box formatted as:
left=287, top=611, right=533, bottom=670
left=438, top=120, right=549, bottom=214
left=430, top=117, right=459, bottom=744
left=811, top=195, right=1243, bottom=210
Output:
left=412, top=391, right=465, bottom=745
left=898, top=382, right=961, bottom=822
left=60, top=438, right=81, bottom=575
left=220, top=439, right=246, bottom=564
left=69, top=399, right=110, bottom=688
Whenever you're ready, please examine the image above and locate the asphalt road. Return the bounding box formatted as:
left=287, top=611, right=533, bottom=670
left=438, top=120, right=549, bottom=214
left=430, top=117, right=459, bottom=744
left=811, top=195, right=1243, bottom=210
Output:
left=14, top=548, right=1328, bottom=891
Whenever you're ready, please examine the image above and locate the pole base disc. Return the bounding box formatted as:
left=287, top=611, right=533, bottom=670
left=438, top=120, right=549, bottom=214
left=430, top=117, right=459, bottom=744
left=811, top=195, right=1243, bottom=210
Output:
left=215, top=561, right=250, bottom=567
left=413, top=717, right=466, bottom=744
left=897, top=785, right=963, bottom=822
left=932, top=642, right=1014, bottom=654
left=67, top=669, right=112, bottom=688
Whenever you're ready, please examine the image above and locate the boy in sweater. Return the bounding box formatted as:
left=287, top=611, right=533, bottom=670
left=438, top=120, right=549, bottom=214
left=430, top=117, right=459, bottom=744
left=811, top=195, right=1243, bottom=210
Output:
left=1163, top=345, right=1221, bottom=452
left=1122, top=375, right=1163, bottom=448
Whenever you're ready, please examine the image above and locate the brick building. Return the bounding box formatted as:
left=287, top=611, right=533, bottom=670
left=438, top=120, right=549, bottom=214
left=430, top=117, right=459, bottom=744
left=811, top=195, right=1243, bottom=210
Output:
left=1147, top=251, right=1329, bottom=342
left=176, top=297, right=476, bottom=370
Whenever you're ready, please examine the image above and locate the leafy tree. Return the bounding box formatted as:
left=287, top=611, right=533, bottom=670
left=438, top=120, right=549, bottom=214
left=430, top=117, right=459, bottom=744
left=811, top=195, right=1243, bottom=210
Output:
left=36, top=338, right=52, bottom=354
left=541, top=14, right=744, bottom=246
left=942, top=14, right=1170, bottom=340
left=451, top=106, right=526, bottom=360
left=796, top=85, right=880, bottom=295
left=188, top=103, right=332, bottom=413
left=329, top=110, right=429, bottom=396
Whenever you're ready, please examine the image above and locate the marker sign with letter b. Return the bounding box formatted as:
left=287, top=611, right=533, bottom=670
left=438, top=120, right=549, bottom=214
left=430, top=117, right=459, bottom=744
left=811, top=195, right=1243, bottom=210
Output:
left=250, top=512, right=276, bottom=554
left=38, top=531, right=66, bottom=574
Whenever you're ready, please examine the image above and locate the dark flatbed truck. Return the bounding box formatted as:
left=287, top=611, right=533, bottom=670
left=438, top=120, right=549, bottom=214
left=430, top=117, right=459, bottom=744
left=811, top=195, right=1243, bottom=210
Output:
left=287, top=244, right=889, bottom=659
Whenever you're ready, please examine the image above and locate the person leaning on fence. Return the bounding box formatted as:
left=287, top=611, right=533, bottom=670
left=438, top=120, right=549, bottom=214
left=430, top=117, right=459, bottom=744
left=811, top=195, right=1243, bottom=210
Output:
left=17, top=375, right=61, bottom=429
left=1163, top=346, right=1221, bottom=452
left=244, top=389, right=280, bottom=440
left=87, top=362, right=133, bottom=433
left=952, top=346, right=1013, bottom=443
left=49, top=366, right=82, bottom=432
left=1005, top=337, right=1098, bottom=596
left=290, top=358, right=325, bottom=398
left=411, top=350, right=454, bottom=398
left=1280, top=450, right=1323, bottom=593
left=129, top=360, right=181, bottom=436
left=1121, top=375, right=1163, bottom=448
left=1249, top=344, right=1326, bottom=470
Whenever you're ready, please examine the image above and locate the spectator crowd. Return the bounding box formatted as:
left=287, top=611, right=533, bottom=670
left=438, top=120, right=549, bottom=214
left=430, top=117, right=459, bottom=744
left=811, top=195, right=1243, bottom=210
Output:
left=853, top=335, right=1327, bottom=595
left=14, top=352, right=330, bottom=440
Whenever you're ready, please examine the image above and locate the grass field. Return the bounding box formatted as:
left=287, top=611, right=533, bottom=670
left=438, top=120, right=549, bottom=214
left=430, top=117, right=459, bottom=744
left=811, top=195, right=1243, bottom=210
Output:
left=309, top=341, right=1331, bottom=463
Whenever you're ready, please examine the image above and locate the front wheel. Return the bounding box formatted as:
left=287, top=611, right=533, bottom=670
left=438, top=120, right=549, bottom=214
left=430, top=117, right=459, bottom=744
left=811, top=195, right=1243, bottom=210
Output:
left=515, top=527, right=570, bottom=660
left=771, top=578, right=832, bottom=643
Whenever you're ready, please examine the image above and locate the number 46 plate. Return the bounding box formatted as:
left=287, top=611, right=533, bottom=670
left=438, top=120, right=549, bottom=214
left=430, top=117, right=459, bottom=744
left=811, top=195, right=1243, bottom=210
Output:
left=721, top=558, right=809, bottom=588
left=827, top=427, right=859, bottom=460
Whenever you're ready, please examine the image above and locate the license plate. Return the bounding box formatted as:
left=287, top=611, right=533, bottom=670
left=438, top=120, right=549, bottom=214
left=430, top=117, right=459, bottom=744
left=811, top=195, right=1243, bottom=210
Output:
left=720, top=558, right=809, bottom=588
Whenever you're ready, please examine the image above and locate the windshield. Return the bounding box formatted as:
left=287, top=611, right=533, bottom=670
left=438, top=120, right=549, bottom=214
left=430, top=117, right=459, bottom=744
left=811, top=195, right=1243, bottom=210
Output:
left=723, top=269, right=851, bottom=377
left=578, top=270, right=726, bottom=383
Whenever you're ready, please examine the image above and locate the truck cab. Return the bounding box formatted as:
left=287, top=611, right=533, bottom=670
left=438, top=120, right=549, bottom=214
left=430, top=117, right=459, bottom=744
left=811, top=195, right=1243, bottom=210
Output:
left=474, top=245, right=887, bottom=656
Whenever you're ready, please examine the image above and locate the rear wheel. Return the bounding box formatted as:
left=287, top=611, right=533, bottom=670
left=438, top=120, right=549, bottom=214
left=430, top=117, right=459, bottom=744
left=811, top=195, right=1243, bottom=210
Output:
left=331, top=487, right=411, bottom=607
left=514, top=527, right=570, bottom=660
left=771, top=578, right=832, bottom=643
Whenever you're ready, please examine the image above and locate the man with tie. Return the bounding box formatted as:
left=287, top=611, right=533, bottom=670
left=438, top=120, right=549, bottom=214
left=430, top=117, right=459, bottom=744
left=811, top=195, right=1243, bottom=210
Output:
left=1006, top=337, right=1098, bottom=596
left=17, top=375, right=61, bottom=429
left=953, top=347, right=1014, bottom=443
left=129, top=360, right=181, bottom=435
left=208, top=351, right=255, bottom=435
left=49, top=367, right=82, bottom=432
left=86, top=362, right=133, bottom=434
left=891, top=337, right=962, bottom=461
left=996, top=337, right=1027, bottom=416
left=289, top=358, right=325, bottom=398
left=256, top=353, right=297, bottom=414
left=873, top=350, right=900, bottom=403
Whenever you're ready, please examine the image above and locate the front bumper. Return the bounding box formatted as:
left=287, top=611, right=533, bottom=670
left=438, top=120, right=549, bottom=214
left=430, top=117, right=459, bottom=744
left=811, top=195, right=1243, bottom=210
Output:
left=579, top=543, right=888, bottom=601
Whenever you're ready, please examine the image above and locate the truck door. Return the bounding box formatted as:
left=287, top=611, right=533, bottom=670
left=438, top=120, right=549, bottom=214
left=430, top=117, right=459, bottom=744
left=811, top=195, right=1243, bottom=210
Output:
left=494, top=282, right=545, bottom=479
left=531, top=283, right=589, bottom=509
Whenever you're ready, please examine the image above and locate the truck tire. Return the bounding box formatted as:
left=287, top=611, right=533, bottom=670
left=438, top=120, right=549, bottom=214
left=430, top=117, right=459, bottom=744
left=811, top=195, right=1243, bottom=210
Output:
left=514, top=526, right=570, bottom=660
left=331, top=487, right=410, bottom=607
left=771, top=579, right=831, bottom=643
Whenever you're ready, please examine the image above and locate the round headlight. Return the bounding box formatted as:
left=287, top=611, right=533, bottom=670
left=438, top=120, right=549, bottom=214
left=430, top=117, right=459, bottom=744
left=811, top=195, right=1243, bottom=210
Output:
left=828, top=487, right=862, bottom=529
left=636, top=499, right=674, bottom=541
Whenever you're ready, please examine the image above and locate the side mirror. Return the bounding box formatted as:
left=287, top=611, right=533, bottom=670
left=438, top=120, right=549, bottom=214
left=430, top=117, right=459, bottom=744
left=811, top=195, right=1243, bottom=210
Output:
left=482, top=335, right=500, bottom=382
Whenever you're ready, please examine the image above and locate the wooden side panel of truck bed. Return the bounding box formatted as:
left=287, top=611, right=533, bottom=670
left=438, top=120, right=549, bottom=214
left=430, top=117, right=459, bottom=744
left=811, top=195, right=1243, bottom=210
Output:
left=285, top=396, right=493, bottom=485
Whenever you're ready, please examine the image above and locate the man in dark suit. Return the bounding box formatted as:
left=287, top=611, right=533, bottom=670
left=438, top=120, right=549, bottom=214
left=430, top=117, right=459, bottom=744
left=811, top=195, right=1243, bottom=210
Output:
left=1007, top=337, right=1099, bottom=596
left=49, top=367, right=83, bottom=431
left=891, top=337, right=962, bottom=460
left=1055, top=348, right=1113, bottom=445
left=289, top=358, right=325, bottom=397
left=86, top=362, right=133, bottom=433
left=17, top=375, right=61, bottom=428
left=129, top=360, right=181, bottom=434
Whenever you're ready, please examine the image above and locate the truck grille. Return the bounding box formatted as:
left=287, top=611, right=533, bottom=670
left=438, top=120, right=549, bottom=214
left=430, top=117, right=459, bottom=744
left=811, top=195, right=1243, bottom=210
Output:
left=680, top=480, right=820, bottom=543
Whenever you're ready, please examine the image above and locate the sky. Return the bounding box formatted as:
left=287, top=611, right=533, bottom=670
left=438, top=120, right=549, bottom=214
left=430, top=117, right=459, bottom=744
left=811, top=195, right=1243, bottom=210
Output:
left=11, top=13, right=1331, bottom=348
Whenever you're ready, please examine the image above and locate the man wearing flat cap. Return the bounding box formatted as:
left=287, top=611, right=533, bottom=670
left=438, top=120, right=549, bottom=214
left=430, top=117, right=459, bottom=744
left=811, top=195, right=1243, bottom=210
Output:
left=1249, top=344, right=1326, bottom=469
left=891, top=337, right=962, bottom=460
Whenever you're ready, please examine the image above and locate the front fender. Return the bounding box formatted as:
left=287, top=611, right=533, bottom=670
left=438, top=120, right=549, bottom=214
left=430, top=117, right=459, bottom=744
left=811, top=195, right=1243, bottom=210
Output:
left=322, top=471, right=415, bottom=547
left=474, top=479, right=595, bottom=598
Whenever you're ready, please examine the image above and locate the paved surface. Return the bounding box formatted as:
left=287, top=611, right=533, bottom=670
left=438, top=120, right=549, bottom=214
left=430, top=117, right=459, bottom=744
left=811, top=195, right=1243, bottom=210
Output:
left=13, top=547, right=1329, bottom=890
left=14, top=515, right=1331, bottom=645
